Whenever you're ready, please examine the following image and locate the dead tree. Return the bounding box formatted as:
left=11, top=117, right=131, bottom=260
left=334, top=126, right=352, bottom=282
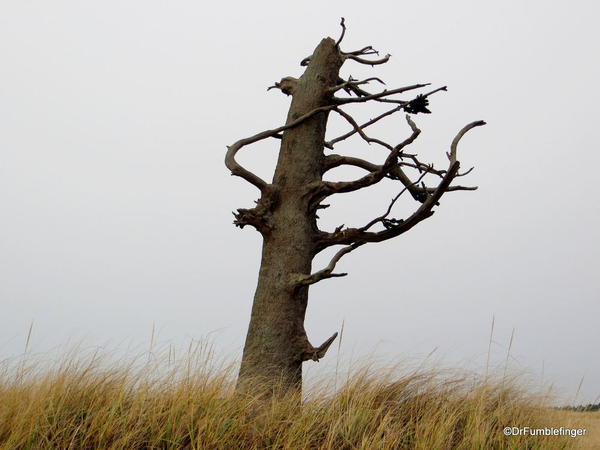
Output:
left=226, top=20, right=485, bottom=396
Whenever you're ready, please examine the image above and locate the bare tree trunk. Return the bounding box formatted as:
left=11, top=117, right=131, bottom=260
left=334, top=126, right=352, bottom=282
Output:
left=237, top=38, right=343, bottom=395
left=228, top=24, right=485, bottom=397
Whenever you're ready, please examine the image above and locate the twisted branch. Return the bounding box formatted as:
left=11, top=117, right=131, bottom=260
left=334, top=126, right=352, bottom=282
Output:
left=325, top=105, right=402, bottom=149
left=328, top=76, right=385, bottom=96
left=332, top=107, right=394, bottom=150
left=316, top=120, right=486, bottom=252
left=345, top=53, right=391, bottom=66
left=320, top=115, right=421, bottom=195
left=225, top=104, right=339, bottom=191
left=323, top=153, right=477, bottom=197
left=358, top=170, right=430, bottom=232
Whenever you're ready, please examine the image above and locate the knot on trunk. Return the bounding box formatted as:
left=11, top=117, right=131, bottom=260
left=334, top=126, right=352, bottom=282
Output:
left=267, top=77, right=299, bottom=96
left=233, top=186, right=280, bottom=234
left=301, top=332, right=338, bottom=362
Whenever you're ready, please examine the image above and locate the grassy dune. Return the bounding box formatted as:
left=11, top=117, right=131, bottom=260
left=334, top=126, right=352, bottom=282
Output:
left=0, top=345, right=592, bottom=449
left=556, top=411, right=600, bottom=449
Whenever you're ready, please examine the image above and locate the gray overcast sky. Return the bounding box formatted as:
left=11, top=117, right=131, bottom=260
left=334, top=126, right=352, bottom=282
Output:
left=1, top=1, right=598, bottom=403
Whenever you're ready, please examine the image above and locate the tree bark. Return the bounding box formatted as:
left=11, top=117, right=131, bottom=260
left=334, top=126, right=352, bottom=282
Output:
left=237, top=38, right=343, bottom=395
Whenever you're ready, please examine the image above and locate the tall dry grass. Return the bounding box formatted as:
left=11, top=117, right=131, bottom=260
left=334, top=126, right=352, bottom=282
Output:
left=0, top=343, right=578, bottom=449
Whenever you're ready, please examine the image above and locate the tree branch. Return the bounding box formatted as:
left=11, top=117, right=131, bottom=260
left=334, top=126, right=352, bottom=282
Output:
left=321, top=115, right=421, bottom=195
left=335, top=17, right=346, bottom=47
left=359, top=170, right=430, bottom=232
left=325, top=85, right=447, bottom=150
left=325, top=105, right=402, bottom=149
left=317, top=164, right=458, bottom=249
left=332, top=107, right=393, bottom=150
left=343, top=46, right=381, bottom=57
left=449, top=120, right=487, bottom=164
left=301, top=332, right=339, bottom=362
left=334, top=83, right=447, bottom=111
left=327, top=76, right=385, bottom=96
left=225, top=104, right=339, bottom=191
left=324, top=153, right=478, bottom=195
left=344, top=53, right=391, bottom=66
left=334, top=84, right=430, bottom=105
left=292, top=242, right=363, bottom=287
left=323, top=154, right=427, bottom=201
left=316, top=120, right=486, bottom=250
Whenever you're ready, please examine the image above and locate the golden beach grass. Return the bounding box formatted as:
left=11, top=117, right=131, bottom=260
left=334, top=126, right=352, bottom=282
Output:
left=0, top=343, right=587, bottom=449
